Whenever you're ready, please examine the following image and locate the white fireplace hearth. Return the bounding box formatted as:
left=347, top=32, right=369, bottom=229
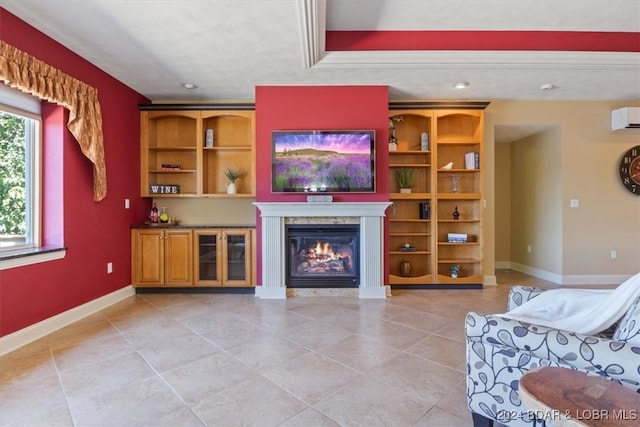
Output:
left=253, top=202, right=392, bottom=299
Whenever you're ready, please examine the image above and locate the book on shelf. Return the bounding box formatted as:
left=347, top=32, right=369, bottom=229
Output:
left=419, top=201, right=431, bottom=220
left=464, top=152, right=479, bottom=170
left=161, top=163, right=182, bottom=171
left=447, top=233, right=468, bottom=243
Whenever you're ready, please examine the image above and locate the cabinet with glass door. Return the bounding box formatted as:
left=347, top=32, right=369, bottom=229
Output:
left=194, top=229, right=253, bottom=286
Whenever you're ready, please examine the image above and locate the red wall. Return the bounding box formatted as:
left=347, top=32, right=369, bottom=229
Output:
left=254, top=86, right=390, bottom=284
left=0, top=9, right=150, bottom=336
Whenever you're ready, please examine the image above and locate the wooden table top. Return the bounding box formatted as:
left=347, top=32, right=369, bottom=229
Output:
left=519, top=367, right=640, bottom=427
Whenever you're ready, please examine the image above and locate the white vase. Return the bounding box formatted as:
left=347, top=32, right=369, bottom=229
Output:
left=227, top=182, right=237, bottom=194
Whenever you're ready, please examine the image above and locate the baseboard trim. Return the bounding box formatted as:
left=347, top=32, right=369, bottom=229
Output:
left=506, top=262, right=631, bottom=286
left=0, top=286, right=135, bottom=356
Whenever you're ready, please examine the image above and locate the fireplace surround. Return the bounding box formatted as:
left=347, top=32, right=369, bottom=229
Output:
left=253, top=202, right=392, bottom=299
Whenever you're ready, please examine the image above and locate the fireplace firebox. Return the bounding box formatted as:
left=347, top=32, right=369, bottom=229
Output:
left=285, top=224, right=359, bottom=287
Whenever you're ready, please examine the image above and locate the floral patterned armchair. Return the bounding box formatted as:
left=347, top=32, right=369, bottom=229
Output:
left=465, top=285, right=640, bottom=427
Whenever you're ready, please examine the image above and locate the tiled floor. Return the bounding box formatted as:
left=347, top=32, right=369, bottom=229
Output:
left=1, top=270, right=560, bottom=426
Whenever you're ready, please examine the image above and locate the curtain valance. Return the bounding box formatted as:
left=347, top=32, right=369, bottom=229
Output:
left=0, top=40, right=107, bottom=201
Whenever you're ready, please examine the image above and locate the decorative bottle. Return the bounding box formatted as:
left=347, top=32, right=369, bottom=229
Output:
left=452, top=206, right=460, bottom=220
left=150, top=202, right=159, bottom=223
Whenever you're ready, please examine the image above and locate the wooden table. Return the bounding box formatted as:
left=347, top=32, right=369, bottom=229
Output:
left=519, top=367, right=640, bottom=427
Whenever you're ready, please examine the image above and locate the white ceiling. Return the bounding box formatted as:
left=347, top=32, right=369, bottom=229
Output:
left=1, top=0, right=639, bottom=142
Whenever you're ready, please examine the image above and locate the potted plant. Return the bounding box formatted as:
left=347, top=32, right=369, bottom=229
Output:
left=224, top=167, right=242, bottom=194
left=396, top=168, right=416, bottom=193
left=450, top=264, right=460, bottom=278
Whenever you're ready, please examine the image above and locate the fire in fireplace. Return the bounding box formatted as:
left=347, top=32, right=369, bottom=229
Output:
left=285, top=224, right=359, bottom=287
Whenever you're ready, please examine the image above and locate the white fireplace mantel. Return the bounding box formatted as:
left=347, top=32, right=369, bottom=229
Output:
left=253, top=202, right=392, bottom=299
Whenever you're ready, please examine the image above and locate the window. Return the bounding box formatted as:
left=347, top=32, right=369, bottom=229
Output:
left=0, top=86, right=42, bottom=253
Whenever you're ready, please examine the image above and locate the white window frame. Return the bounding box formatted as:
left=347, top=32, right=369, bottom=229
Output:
left=0, top=85, right=64, bottom=268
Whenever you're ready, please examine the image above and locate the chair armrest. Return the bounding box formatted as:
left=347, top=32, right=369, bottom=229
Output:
left=507, top=286, right=547, bottom=311
left=466, top=312, right=640, bottom=391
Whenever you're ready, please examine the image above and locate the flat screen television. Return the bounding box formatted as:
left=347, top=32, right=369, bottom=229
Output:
left=271, top=130, right=375, bottom=193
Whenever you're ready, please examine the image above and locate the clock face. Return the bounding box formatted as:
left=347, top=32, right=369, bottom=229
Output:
left=619, top=145, right=640, bottom=195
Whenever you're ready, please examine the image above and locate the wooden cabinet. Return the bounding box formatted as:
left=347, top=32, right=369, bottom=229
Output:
left=193, top=229, right=252, bottom=286
left=140, top=108, right=255, bottom=198
left=131, top=228, right=193, bottom=287
left=131, top=227, right=254, bottom=288
left=201, top=111, right=255, bottom=196
left=388, top=110, right=433, bottom=285
left=140, top=111, right=200, bottom=197
left=434, top=110, right=483, bottom=284
left=388, top=108, right=484, bottom=286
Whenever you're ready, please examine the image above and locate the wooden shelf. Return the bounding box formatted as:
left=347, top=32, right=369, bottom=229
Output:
left=140, top=109, right=255, bottom=198
left=437, top=192, right=481, bottom=199
left=387, top=108, right=484, bottom=286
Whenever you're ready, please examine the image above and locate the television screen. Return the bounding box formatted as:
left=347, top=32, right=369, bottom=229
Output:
left=271, top=130, right=375, bottom=193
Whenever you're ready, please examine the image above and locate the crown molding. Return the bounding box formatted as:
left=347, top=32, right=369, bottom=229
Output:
left=299, top=0, right=640, bottom=71
left=298, top=0, right=326, bottom=68
left=314, top=50, right=640, bottom=70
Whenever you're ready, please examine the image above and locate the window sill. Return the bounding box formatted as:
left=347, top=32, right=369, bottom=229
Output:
left=0, top=246, right=67, bottom=270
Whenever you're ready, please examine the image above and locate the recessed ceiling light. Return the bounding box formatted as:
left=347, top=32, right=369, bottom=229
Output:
left=540, top=84, right=555, bottom=91
left=453, top=82, right=470, bottom=89
left=182, top=83, right=198, bottom=89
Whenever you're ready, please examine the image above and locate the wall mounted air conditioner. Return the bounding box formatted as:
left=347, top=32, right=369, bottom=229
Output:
left=611, top=107, right=640, bottom=130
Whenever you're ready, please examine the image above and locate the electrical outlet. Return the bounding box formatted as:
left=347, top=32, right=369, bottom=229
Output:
left=611, top=250, right=617, bottom=259
left=570, top=199, right=579, bottom=208
left=107, top=262, right=113, bottom=274
left=527, top=245, right=532, bottom=253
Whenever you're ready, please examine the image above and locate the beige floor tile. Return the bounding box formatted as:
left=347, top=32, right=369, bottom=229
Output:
left=372, top=353, right=464, bottom=405
left=160, top=352, right=258, bottom=406
left=407, top=334, right=467, bottom=372
left=0, top=374, right=67, bottom=425
left=0, top=269, right=545, bottom=427
left=46, top=319, right=121, bottom=351
left=284, top=318, right=353, bottom=351
left=414, top=406, right=471, bottom=427
left=225, top=332, right=311, bottom=373
left=68, top=376, right=203, bottom=426
left=317, top=334, right=403, bottom=372
left=141, top=292, right=202, bottom=310
left=57, top=351, right=156, bottom=402
left=0, top=349, right=56, bottom=387
left=313, top=376, right=431, bottom=427
left=436, top=377, right=475, bottom=421
left=279, top=407, right=342, bottom=427
left=136, top=331, right=221, bottom=373
left=192, top=376, right=307, bottom=426
left=51, top=333, right=136, bottom=372
left=264, top=352, right=361, bottom=405
left=354, top=318, right=430, bottom=350
left=100, top=296, right=160, bottom=321
left=2, top=405, right=74, bottom=427
left=432, top=319, right=467, bottom=343
left=387, top=308, right=452, bottom=333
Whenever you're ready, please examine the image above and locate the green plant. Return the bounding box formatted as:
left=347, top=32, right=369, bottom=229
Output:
left=224, top=167, right=242, bottom=183
left=395, top=168, right=416, bottom=189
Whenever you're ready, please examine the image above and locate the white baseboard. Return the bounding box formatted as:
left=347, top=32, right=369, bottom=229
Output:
left=504, top=262, right=631, bottom=286
left=0, top=286, right=136, bottom=356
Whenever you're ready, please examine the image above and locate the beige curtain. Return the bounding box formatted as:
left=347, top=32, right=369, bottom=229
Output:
left=0, top=40, right=107, bottom=201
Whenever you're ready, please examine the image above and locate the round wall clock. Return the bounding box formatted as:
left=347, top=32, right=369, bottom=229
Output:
left=619, top=145, right=640, bottom=195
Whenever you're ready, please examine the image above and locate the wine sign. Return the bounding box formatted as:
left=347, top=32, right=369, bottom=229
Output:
left=149, top=184, right=180, bottom=194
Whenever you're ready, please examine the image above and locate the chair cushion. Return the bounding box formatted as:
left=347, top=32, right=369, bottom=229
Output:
left=613, top=295, right=640, bottom=345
